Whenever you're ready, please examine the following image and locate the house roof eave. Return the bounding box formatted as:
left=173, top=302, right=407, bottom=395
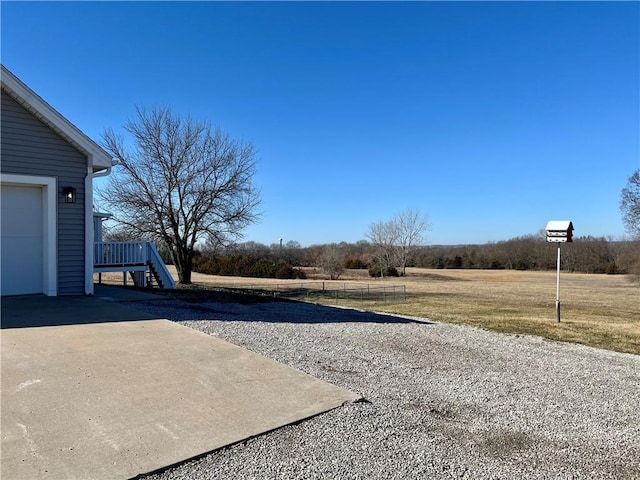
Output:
left=1, top=64, right=113, bottom=171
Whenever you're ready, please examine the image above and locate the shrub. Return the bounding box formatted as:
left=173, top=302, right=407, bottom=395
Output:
left=246, top=258, right=276, bottom=278
left=344, top=258, right=368, bottom=269
left=193, top=254, right=221, bottom=275
left=514, top=260, right=530, bottom=271
left=275, top=263, right=307, bottom=279
left=193, top=253, right=306, bottom=279
left=368, top=265, right=399, bottom=277
left=605, top=262, right=622, bottom=275
left=490, top=259, right=503, bottom=269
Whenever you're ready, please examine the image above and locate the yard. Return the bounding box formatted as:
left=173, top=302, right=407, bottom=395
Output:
left=88, top=266, right=640, bottom=478
left=128, top=271, right=640, bottom=479
left=155, top=267, right=640, bottom=355
left=96, top=267, right=639, bottom=355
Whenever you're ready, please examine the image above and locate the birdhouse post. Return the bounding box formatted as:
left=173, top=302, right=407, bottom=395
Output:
left=545, top=221, right=574, bottom=323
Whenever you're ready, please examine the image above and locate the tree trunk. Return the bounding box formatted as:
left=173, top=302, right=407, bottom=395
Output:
left=181, top=265, right=192, bottom=284
left=172, top=247, right=193, bottom=284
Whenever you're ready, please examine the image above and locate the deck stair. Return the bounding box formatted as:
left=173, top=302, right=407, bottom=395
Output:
left=94, top=241, right=176, bottom=289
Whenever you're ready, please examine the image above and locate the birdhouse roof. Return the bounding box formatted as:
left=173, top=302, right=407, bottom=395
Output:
left=545, top=220, right=574, bottom=232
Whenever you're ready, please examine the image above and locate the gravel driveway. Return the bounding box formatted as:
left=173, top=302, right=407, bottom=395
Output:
left=127, top=297, right=640, bottom=479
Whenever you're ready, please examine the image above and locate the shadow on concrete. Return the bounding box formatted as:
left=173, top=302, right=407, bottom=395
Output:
left=120, top=297, right=433, bottom=325
left=2, top=285, right=432, bottom=329
left=1, top=294, right=158, bottom=329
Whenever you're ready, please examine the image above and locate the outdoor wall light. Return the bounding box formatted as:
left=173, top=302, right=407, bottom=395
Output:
left=63, top=186, right=76, bottom=203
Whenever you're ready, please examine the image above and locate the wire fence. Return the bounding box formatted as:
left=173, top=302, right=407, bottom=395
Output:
left=223, top=281, right=407, bottom=305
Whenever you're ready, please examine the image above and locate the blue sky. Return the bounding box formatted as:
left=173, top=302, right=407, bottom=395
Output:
left=2, top=1, right=638, bottom=246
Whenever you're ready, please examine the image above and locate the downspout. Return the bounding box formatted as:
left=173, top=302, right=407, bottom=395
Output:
left=84, top=161, right=114, bottom=295
left=92, top=164, right=113, bottom=179
left=85, top=165, right=95, bottom=295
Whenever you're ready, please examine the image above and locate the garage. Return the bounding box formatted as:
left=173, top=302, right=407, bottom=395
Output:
left=1, top=184, right=46, bottom=295
left=0, top=174, right=57, bottom=297
left=2, top=65, right=113, bottom=296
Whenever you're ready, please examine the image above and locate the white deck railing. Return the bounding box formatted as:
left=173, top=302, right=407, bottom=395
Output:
left=94, top=241, right=147, bottom=266
left=94, top=241, right=176, bottom=289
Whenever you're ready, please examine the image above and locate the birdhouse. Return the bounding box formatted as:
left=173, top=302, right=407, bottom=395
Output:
left=545, top=220, right=574, bottom=243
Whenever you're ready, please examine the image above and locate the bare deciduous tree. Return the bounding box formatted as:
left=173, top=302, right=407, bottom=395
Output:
left=395, top=208, right=430, bottom=275
left=621, top=170, right=640, bottom=238
left=99, top=106, right=261, bottom=284
left=366, top=219, right=398, bottom=278
left=317, top=243, right=346, bottom=280
left=366, top=208, right=429, bottom=277
left=620, top=170, right=640, bottom=280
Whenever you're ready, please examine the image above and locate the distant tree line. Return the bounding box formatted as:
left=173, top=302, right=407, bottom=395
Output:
left=413, top=235, right=636, bottom=274
left=192, top=241, right=307, bottom=279
left=187, top=235, right=639, bottom=279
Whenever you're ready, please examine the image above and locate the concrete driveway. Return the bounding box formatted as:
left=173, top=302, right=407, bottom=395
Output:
left=1, top=289, right=360, bottom=479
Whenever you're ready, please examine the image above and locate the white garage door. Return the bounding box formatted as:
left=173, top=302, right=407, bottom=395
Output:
left=1, top=185, right=45, bottom=295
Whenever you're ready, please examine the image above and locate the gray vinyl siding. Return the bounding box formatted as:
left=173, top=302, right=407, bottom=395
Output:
left=1, top=90, right=87, bottom=295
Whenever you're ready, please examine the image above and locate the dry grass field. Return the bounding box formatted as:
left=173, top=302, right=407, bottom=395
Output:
left=380, top=268, right=639, bottom=355
left=96, top=267, right=639, bottom=355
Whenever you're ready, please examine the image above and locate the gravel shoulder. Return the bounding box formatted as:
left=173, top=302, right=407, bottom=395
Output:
left=128, top=295, right=640, bottom=479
